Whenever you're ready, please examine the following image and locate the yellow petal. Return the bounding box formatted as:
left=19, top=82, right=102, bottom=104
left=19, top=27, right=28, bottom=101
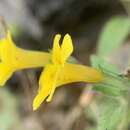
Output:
left=33, top=89, right=50, bottom=111
left=39, top=65, right=59, bottom=102
left=56, top=63, right=103, bottom=86
left=14, top=48, right=50, bottom=69
left=52, top=34, right=61, bottom=64
left=33, top=64, right=59, bottom=110
left=0, top=63, right=14, bottom=86
left=6, top=30, right=15, bottom=47
left=2, top=30, right=16, bottom=49
left=61, top=34, right=73, bottom=64
left=46, top=84, right=56, bottom=102
left=0, top=30, right=16, bottom=63
left=0, top=30, right=51, bottom=70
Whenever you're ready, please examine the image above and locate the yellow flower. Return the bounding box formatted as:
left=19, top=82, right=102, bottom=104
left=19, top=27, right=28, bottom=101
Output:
left=0, top=30, right=50, bottom=85
left=33, top=34, right=103, bottom=111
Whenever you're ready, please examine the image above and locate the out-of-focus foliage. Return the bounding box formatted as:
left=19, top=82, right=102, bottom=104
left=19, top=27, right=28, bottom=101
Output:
left=0, top=88, right=21, bottom=130
left=9, top=24, right=21, bottom=38
left=0, top=1, right=129, bottom=130
left=88, top=16, right=130, bottom=130
left=97, top=98, right=126, bottom=130
left=91, top=56, right=129, bottom=96
left=91, top=55, right=120, bottom=74
left=98, top=17, right=130, bottom=56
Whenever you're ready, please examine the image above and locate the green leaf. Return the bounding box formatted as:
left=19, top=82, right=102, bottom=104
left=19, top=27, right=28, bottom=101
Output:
left=97, top=99, right=126, bottom=130
left=93, top=70, right=129, bottom=97
left=91, top=55, right=130, bottom=96
left=98, top=16, right=130, bottom=56
left=93, top=82, right=127, bottom=97
left=91, top=55, right=120, bottom=74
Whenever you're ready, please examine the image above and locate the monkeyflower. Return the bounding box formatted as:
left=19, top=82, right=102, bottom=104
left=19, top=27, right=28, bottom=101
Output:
left=0, top=30, right=50, bottom=85
left=0, top=28, right=103, bottom=111
left=33, top=34, right=103, bottom=110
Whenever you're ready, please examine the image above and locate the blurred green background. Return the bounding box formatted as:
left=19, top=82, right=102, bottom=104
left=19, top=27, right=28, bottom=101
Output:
left=0, top=0, right=130, bottom=130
